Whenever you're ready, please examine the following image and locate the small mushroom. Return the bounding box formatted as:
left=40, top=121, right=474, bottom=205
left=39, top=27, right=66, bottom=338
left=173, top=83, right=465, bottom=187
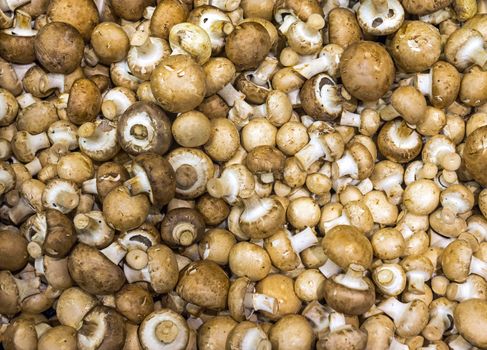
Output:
left=160, top=208, right=205, bottom=247
left=463, top=125, right=487, bottom=186
left=47, top=0, right=99, bottom=41
left=269, top=315, right=315, bottom=350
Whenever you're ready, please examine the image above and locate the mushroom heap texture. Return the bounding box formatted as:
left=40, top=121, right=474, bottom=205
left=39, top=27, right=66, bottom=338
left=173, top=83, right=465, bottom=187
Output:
left=3, top=0, right=487, bottom=349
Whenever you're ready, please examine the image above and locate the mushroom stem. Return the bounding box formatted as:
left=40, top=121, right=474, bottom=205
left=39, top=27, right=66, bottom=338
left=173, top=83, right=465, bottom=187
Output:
left=322, top=211, right=352, bottom=233
left=448, top=335, right=472, bottom=350
left=130, top=124, right=149, bottom=140
left=74, top=213, right=100, bottom=233
left=293, top=54, right=333, bottom=80
left=290, top=227, right=318, bottom=253
left=123, top=263, right=151, bottom=283
left=328, top=311, right=347, bottom=332
left=333, top=151, right=358, bottom=178
left=124, top=172, right=151, bottom=197
left=207, top=173, right=238, bottom=199
left=240, top=328, right=272, bottom=350
left=423, top=312, right=451, bottom=341
left=295, top=136, right=327, bottom=171
left=415, top=72, right=432, bottom=97
left=81, top=178, right=98, bottom=195
left=334, top=264, right=369, bottom=290
left=126, top=249, right=148, bottom=270
left=379, top=104, right=400, bottom=121
left=27, top=241, right=42, bottom=259
left=340, top=110, right=361, bottom=128
left=14, top=275, right=41, bottom=301
left=24, top=157, right=42, bottom=176
left=11, top=10, right=35, bottom=35
left=100, top=241, right=126, bottom=265
left=40, top=73, right=65, bottom=93
left=26, top=132, right=51, bottom=154
left=131, top=30, right=155, bottom=55
left=319, top=257, right=342, bottom=278
left=175, top=164, right=198, bottom=190
left=0, top=0, right=30, bottom=11
left=278, top=14, right=298, bottom=34
left=251, top=57, right=278, bottom=86
left=173, top=222, right=196, bottom=246
left=389, top=337, right=409, bottom=350
left=155, top=320, right=179, bottom=344
left=469, top=255, right=487, bottom=280
left=78, top=122, right=97, bottom=138
left=377, top=297, right=409, bottom=323
left=406, top=270, right=427, bottom=293
left=243, top=292, right=278, bottom=314
left=9, top=198, right=35, bottom=224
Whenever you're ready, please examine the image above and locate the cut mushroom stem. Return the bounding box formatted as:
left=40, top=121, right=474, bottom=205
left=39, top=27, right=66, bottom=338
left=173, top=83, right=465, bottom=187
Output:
left=243, top=292, right=278, bottom=314
left=334, top=264, right=369, bottom=290
left=319, top=257, right=342, bottom=278
left=14, top=274, right=41, bottom=301
left=251, top=57, right=279, bottom=86
left=217, top=83, right=253, bottom=127
left=290, top=227, right=319, bottom=254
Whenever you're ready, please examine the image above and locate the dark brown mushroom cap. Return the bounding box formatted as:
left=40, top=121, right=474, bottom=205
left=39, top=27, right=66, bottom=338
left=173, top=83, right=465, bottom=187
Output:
left=133, top=153, right=176, bottom=206
left=323, top=276, right=376, bottom=315
left=401, top=0, right=453, bottom=15
left=34, top=22, right=84, bottom=74
left=196, top=195, right=230, bottom=226
left=160, top=208, right=206, bottom=247
left=0, top=229, right=28, bottom=272
left=299, top=73, right=342, bottom=121
left=245, top=146, right=285, bottom=176
left=377, top=119, right=423, bottom=164
left=47, top=0, right=100, bottom=41
left=147, top=244, right=179, bottom=294
left=151, top=55, right=207, bottom=113
left=96, top=162, right=130, bottom=200
left=42, top=209, right=76, bottom=258
left=225, top=22, right=271, bottom=71
left=117, top=101, right=172, bottom=155
left=176, top=260, right=229, bottom=310
left=454, top=299, right=487, bottom=348
left=78, top=306, right=126, bottom=350
left=111, top=0, right=153, bottom=21
left=0, top=31, right=35, bottom=65
left=322, top=225, right=373, bottom=269
left=42, top=256, right=73, bottom=290
left=115, top=284, right=154, bottom=324
left=67, top=78, right=102, bottom=125
left=102, top=186, right=150, bottom=231
left=68, top=243, right=126, bottom=295
left=441, top=239, right=472, bottom=282
left=317, top=326, right=367, bottom=350
left=0, top=271, right=21, bottom=315
left=150, top=0, right=189, bottom=39
left=274, top=0, right=323, bottom=21
left=389, top=21, right=441, bottom=73
left=464, top=126, right=487, bottom=186
left=340, top=41, right=395, bottom=102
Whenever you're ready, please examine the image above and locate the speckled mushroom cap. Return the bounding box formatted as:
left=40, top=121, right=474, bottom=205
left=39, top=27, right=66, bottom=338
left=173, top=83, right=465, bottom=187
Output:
left=47, top=0, right=99, bottom=41
left=401, top=0, right=452, bottom=15
left=441, top=239, right=473, bottom=283
left=146, top=244, right=179, bottom=294
left=340, top=41, right=395, bottom=102
left=117, top=101, right=172, bottom=156
left=321, top=225, right=373, bottom=269
left=0, top=229, right=28, bottom=272
left=176, top=260, right=229, bottom=310
left=139, top=309, right=190, bottom=350
left=427, top=61, right=461, bottom=109
left=454, top=299, right=487, bottom=348
left=463, top=126, right=487, bottom=186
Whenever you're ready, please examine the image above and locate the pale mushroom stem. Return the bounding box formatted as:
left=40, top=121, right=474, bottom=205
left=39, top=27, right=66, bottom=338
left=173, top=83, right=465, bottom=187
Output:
left=328, top=312, right=347, bottom=332
left=100, top=241, right=127, bottom=265
left=124, top=172, right=151, bottom=197
left=333, top=151, right=358, bottom=178
left=448, top=335, right=472, bottom=350
left=123, top=263, right=151, bottom=283
left=1, top=0, right=30, bottom=12
left=377, top=297, right=409, bottom=323
left=218, top=83, right=246, bottom=107
left=12, top=10, right=33, bottom=33
left=479, top=0, right=487, bottom=14
left=27, top=132, right=51, bottom=154
left=125, top=249, right=149, bottom=270
left=334, top=264, right=369, bottom=290
left=251, top=57, right=279, bottom=86
left=74, top=213, right=100, bottom=232
left=340, top=110, right=361, bottom=128
left=173, top=222, right=196, bottom=246
left=278, top=13, right=298, bottom=34
left=131, top=30, right=155, bottom=56
left=24, top=157, right=42, bottom=176
left=417, top=162, right=438, bottom=180
left=415, top=72, right=432, bottom=97
left=469, top=255, right=487, bottom=280
left=78, top=122, right=97, bottom=138
left=389, top=337, right=409, bottom=350
left=318, top=257, right=342, bottom=278
left=293, top=54, right=333, bottom=80
left=290, top=227, right=318, bottom=253
left=379, top=104, right=400, bottom=121
left=423, top=312, right=450, bottom=341
left=295, top=136, right=327, bottom=171
left=244, top=292, right=278, bottom=314
left=40, top=73, right=65, bottom=93
left=406, top=270, right=427, bottom=293
left=14, top=276, right=41, bottom=301
left=9, top=198, right=35, bottom=225
left=101, top=100, right=118, bottom=120
left=155, top=320, right=179, bottom=344
left=81, top=178, right=98, bottom=195
left=27, top=241, right=42, bottom=259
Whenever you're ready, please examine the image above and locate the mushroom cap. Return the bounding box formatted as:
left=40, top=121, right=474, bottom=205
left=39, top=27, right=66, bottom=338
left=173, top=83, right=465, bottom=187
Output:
left=317, top=325, right=367, bottom=350
left=454, top=298, right=487, bottom=348
left=323, top=274, right=376, bottom=315
left=445, top=27, right=484, bottom=71
left=150, top=0, right=189, bottom=40
left=360, top=315, right=394, bottom=350
left=151, top=55, right=206, bottom=113
left=229, top=242, right=272, bottom=281
left=117, top=101, right=172, bottom=156
left=196, top=195, right=230, bottom=226
left=47, top=0, right=99, bottom=41
left=160, top=207, right=206, bottom=247
left=204, top=118, right=240, bottom=162
left=0, top=271, right=20, bottom=315
left=103, top=186, right=150, bottom=231
left=172, top=110, right=212, bottom=147
left=95, top=162, right=130, bottom=200
left=264, top=229, right=300, bottom=271
left=56, top=287, right=97, bottom=329
left=322, top=225, right=373, bottom=269
left=41, top=255, right=73, bottom=290
left=2, top=318, right=38, bottom=350
left=115, top=284, right=154, bottom=324
left=0, top=229, right=28, bottom=272
left=198, top=316, right=237, bottom=350
left=460, top=67, right=487, bottom=107
left=403, top=179, right=440, bottom=215
left=228, top=277, right=253, bottom=322
left=340, top=41, right=395, bottom=102
left=255, top=274, right=301, bottom=320
left=176, top=260, right=229, bottom=310
left=441, top=239, right=472, bottom=282
left=235, top=72, right=270, bottom=105
left=203, top=58, right=236, bottom=96
left=299, top=74, right=342, bottom=121
left=274, top=0, right=322, bottom=21
left=389, top=21, right=441, bottom=73
left=269, top=315, right=315, bottom=350
left=68, top=243, right=126, bottom=295
left=133, top=153, right=176, bottom=206
left=226, top=321, right=271, bottom=350
left=91, top=22, right=130, bottom=65
left=67, top=78, right=102, bottom=125
left=0, top=26, right=36, bottom=65
left=225, top=22, right=271, bottom=71
left=401, top=0, right=452, bottom=15
left=328, top=8, right=362, bottom=49
left=78, top=306, right=126, bottom=350
left=41, top=209, right=77, bottom=258
left=428, top=61, right=461, bottom=109
left=246, top=146, right=285, bottom=176
left=34, top=22, right=84, bottom=74
left=391, top=86, right=427, bottom=125
left=240, top=197, right=286, bottom=239
left=464, top=126, right=487, bottom=186
left=38, top=326, right=77, bottom=350
left=147, top=244, right=179, bottom=294
left=377, top=119, right=423, bottom=164
left=139, top=309, right=190, bottom=350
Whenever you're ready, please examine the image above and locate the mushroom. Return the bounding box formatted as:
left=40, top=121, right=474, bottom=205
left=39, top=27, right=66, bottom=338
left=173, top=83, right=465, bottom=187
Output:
left=332, top=141, right=374, bottom=181
left=160, top=208, right=205, bottom=247
left=197, top=316, right=237, bottom=350
left=328, top=8, right=362, bottom=49
left=68, top=243, right=125, bottom=295
left=56, top=287, right=97, bottom=329
left=228, top=241, right=272, bottom=282
left=445, top=27, right=487, bottom=70
left=206, top=164, right=254, bottom=205
left=150, top=55, right=206, bottom=113
left=198, top=228, right=236, bottom=266
left=422, top=297, right=456, bottom=341
left=360, top=315, right=395, bottom=350
left=149, top=0, right=189, bottom=40
left=299, top=73, right=343, bottom=121
left=125, top=153, right=176, bottom=207
left=316, top=311, right=367, bottom=350
left=279, top=13, right=325, bottom=56
left=373, top=263, right=407, bottom=296
left=403, top=179, right=440, bottom=216
left=269, top=314, right=315, bottom=350
left=255, top=274, right=302, bottom=320
left=34, top=22, right=84, bottom=74
left=91, top=22, right=130, bottom=65
left=47, top=0, right=99, bottom=41
left=380, top=86, right=427, bottom=125
left=454, top=299, right=487, bottom=348
left=101, top=87, right=137, bottom=121
left=38, top=325, right=77, bottom=350
left=77, top=306, right=126, bottom=350
left=115, top=284, right=153, bottom=325
left=356, top=0, right=405, bottom=36
left=204, top=118, right=240, bottom=161
left=139, top=309, right=190, bottom=350
left=82, top=161, right=129, bottom=201
left=463, top=125, right=487, bottom=186
left=172, top=111, right=211, bottom=148
left=378, top=297, right=429, bottom=337
left=11, top=130, right=50, bottom=163
left=176, top=260, right=229, bottom=310
left=441, top=238, right=487, bottom=283
left=226, top=321, right=271, bottom=350
left=0, top=10, right=37, bottom=64
left=117, top=101, right=172, bottom=156
left=340, top=41, right=395, bottom=102
left=377, top=119, right=423, bottom=164
left=239, top=194, right=286, bottom=239
left=0, top=228, right=28, bottom=272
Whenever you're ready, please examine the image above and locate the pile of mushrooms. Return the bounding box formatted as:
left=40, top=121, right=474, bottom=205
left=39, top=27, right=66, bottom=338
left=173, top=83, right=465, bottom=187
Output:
left=2, top=0, right=487, bottom=349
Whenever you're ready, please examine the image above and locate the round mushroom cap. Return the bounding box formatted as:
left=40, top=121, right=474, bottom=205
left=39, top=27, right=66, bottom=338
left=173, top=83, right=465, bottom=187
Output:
left=91, top=22, right=130, bottom=65
left=139, top=309, right=190, bottom=350
left=226, top=321, right=271, bottom=350
left=47, top=0, right=99, bottom=41
left=115, top=284, right=154, bottom=324
left=34, top=22, right=84, bottom=74
left=441, top=239, right=472, bottom=282
left=460, top=67, right=487, bottom=107
left=40, top=209, right=77, bottom=258
left=322, top=225, right=373, bottom=269
left=269, top=315, right=315, bottom=350
left=299, top=73, right=342, bottom=121
left=225, top=21, right=271, bottom=71
left=255, top=274, right=301, bottom=320
left=103, top=186, right=150, bottom=231
left=274, top=0, right=323, bottom=21
left=377, top=119, right=423, bottom=164
left=2, top=318, right=38, bottom=350
left=0, top=16, right=36, bottom=65
left=317, top=326, right=367, bottom=350
left=78, top=306, right=126, bottom=350
left=228, top=277, right=254, bottom=322
left=38, top=326, right=77, bottom=350
left=428, top=61, right=461, bottom=109
left=56, top=287, right=97, bottom=329
left=95, top=162, right=130, bottom=200
left=151, top=55, right=206, bottom=113
left=229, top=242, right=272, bottom=281
left=133, top=153, right=176, bottom=206
left=246, top=146, right=285, bottom=176
left=176, top=260, right=229, bottom=310
left=340, top=41, right=395, bottom=101
left=197, top=316, right=237, bottom=350
left=67, top=78, right=102, bottom=125
left=464, top=126, right=487, bottom=186
left=401, top=0, right=453, bottom=15
left=147, top=244, right=179, bottom=294
left=454, top=298, right=487, bottom=348
left=389, top=21, right=441, bottom=73
left=68, top=243, right=126, bottom=295
left=391, top=86, right=427, bottom=125
left=203, top=57, right=236, bottom=96
left=150, top=0, right=189, bottom=40
left=0, top=229, right=28, bottom=272
left=445, top=27, right=484, bottom=71
left=0, top=271, right=20, bottom=315
left=117, top=101, right=172, bottom=156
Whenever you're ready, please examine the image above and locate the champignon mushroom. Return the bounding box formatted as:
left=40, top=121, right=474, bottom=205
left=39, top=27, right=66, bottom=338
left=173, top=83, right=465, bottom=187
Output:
left=463, top=125, right=487, bottom=186
left=160, top=208, right=205, bottom=247
left=454, top=298, right=487, bottom=348
left=139, top=309, right=190, bottom=350
left=77, top=306, right=126, bottom=350
left=47, top=0, right=99, bottom=41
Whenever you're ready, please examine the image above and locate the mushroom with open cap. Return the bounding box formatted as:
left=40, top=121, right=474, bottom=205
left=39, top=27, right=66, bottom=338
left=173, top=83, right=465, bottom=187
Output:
left=372, top=263, right=407, bottom=296
left=228, top=277, right=278, bottom=322
left=316, top=311, right=368, bottom=350
left=441, top=238, right=487, bottom=283
left=206, top=164, right=255, bottom=205
left=78, top=119, right=120, bottom=162
left=377, top=119, right=423, bottom=164
left=139, top=309, right=190, bottom=350
left=0, top=10, right=37, bottom=64
left=445, top=27, right=487, bottom=70
left=463, top=125, right=487, bottom=186
left=299, top=73, right=343, bottom=121
left=160, top=208, right=205, bottom=247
